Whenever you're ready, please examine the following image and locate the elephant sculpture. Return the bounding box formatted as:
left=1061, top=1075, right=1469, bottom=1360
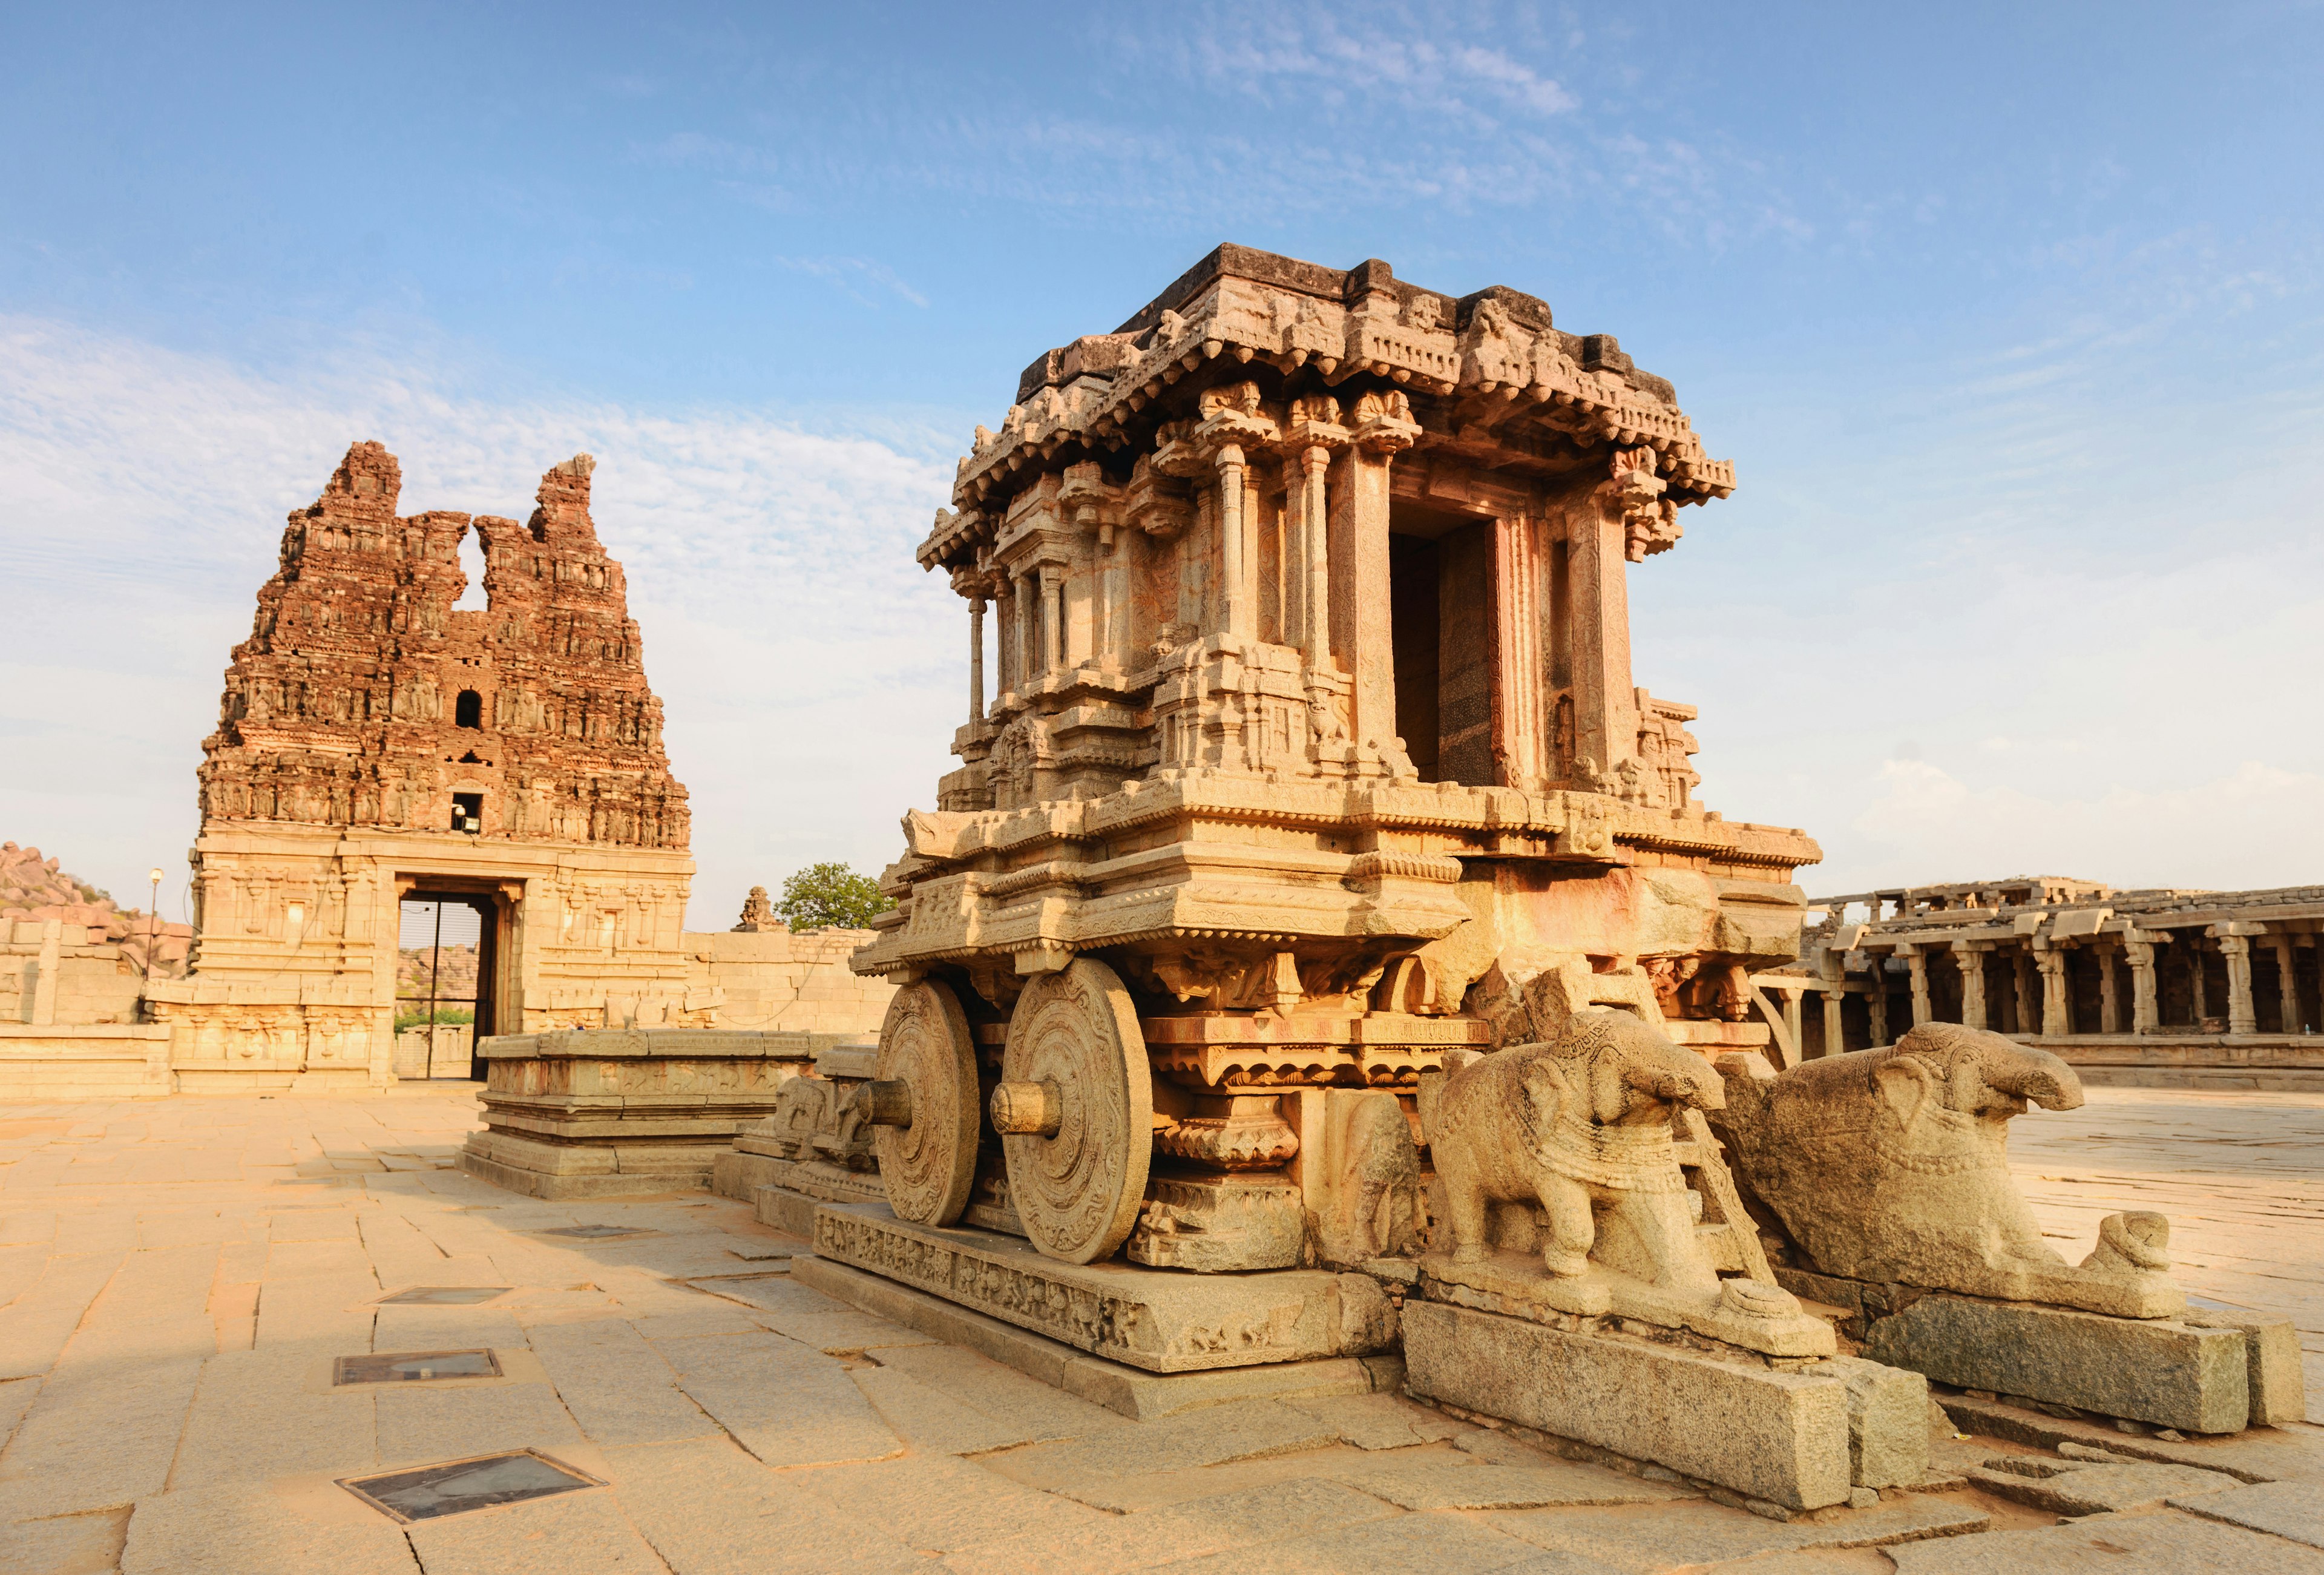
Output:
left=1425, top=1008, right=1725, bottom=1281
left=1713, top=1022, right=2183, bottom=1320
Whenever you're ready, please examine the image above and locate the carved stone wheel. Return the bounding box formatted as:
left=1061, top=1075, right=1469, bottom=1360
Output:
left=1000, top=958, right=1154, bottom=1265
left=873, top=979, right=980, bottom=1226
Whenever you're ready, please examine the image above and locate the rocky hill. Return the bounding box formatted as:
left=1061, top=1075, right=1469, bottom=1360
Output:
left=1, top=842, right=192, bottom=976
left=397, top=943, right=480, bottom=999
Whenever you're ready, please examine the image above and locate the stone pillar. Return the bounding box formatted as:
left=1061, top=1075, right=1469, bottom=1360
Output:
left=2212, top=923, right=2262, bottom=1036
left=2098, top=941, right=2121, bottom=1034
left=1215, top=446, right=1253, bottom=642
left=1014, top=571, right=1037, bottom=690
left=1900, top=944, right=1931, bottom=1027
left=1955, top=942, right=1989, bottom=1030
left=2274, top=935, right=2303, bottom=1035
left=1291, top=446, right=1328, bottom=670
left=967, top=596, right=986, bottom=723
left=30, top=919, right=61, bottom=1026
left=1037, top=567, right=1065, bottom=674
left=2124, top=935, right=2162, bottom=1034
left=1567, top=492, right=1639, bottom=780
left=1818, top=953, right=1846, bottom=1057
left=1330, top=430, right=1404, bottom=757
left=2012, top=951, right=2037, bottom=1036
left=2034, top=941, right=2070, bottom=1039
left=2189, top=937, right=2209, bottom=1024
left=1867, top=960, right=1890, bottom=1047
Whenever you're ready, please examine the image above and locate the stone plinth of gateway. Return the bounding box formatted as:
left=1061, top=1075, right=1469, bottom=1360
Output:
left=146, top=444, right=700, bottom=1090
left=459, top=1028, right=855, bottom=1198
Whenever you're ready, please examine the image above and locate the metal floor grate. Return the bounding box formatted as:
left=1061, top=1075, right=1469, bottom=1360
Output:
left=376, top=1287, right=511, bottom=1306
left=340, top=1450, right=602, bottom=1522
left=333, top=1349, right=503, bottom=1385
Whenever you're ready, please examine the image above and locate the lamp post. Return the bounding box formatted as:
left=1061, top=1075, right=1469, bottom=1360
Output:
left=145, top=866, right=163, bottom=982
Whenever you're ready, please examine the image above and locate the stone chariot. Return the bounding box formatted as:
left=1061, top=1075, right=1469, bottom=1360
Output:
left=845, top=244, right=1819, bottom=1280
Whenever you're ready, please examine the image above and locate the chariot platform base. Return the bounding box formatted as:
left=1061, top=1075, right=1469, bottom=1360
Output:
left=792, top=1252, right=1404, bottom=1419
left=809, top=1200, right=1397, bottom=1374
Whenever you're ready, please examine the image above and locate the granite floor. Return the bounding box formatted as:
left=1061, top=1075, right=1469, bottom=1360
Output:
left=0, top=1083, right=2319, bottom=1574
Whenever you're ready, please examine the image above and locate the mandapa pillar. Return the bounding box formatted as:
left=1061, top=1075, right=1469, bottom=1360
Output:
left=1900, top=944, right=1932, bottom=1028
left=1818, top=952, right=1847, bottom=1057
left=2275, top=935, right=2304, bottom=1035
left=2125, top=935, right=2162, bottom=1034
left=2098, top=940, right=2122, bottom=1034
left=2211, top=923, right=2262, bottom=1036
left=1955, top=942, right=1989, bottom=1030
left=2034, top=941, right=2072, bottom=1039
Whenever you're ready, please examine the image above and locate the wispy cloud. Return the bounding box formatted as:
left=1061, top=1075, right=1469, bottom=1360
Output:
left=0, top=317, right=964, bottom=929
left=1175, top=13, right=1578, bottom=124
left=773, top=255, right=930, bottom=308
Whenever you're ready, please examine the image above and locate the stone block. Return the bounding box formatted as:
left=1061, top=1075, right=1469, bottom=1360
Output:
left=710, top=1148, right=786, bottom=1201
left=789, top=1254, right=1390, bottom=1419
left=754, top=1184, right=820, bottom=1237
left=1968, top=1455, right=2244, bottom=1514
left=2186, top=1307, right=2310, bottom=1425
left=1827, top=1353, right=1931, bottom=1487
left=811, top=1202, right=1396, bottom=1374
left=455, top=1146, right=704, bottom=1200
left=1401, top=1298, right=1853, bottom=1510
left=1865, top=1293, right=2250, bottom=1435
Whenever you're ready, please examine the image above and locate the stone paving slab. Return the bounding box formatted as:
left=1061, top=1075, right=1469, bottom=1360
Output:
left=607, top=1435, right=939, bottom=1573
left=1320, top=1449, right=1697, bottom=1510
left=1482, top=1498, right=1994, bottom=1571
left=1968, top=1456, right=2245, bottom=1514
left=4, top=1085, right=2323, bottom=1574
left=1889, top=1505, right=2324, bottom=1573
left=2173, top=1479, right=2324, bottom=1548
left=942, top=1476, right=1397, bottom=1575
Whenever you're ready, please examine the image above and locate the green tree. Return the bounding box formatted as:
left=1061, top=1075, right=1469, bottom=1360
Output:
left=775, top=861, right=894, bottom=931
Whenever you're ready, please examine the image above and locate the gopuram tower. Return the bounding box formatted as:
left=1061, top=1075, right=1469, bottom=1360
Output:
left=836, top=245, right=1823, bottom=1301
left=146, top=443, right=697, bottom=1088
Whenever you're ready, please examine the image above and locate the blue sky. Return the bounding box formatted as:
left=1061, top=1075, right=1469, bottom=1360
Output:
left=4, top=3, right=2322, bottom=927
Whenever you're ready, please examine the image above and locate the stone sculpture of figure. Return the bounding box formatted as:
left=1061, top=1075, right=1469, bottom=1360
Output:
left=1425, top=1009, right=1724, bottom=1278
left=1421, top=1008, right=1831, bottom=1353
left=734, top=885, right=780, bottom=932
left=1713, top=1022, right=2184, bottom=1319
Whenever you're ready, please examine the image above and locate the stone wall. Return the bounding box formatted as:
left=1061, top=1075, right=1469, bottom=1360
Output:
left=684, top=925, right=893, bottom=1035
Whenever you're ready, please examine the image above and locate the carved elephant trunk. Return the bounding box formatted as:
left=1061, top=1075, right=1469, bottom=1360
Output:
left=1982, top=1041, right=2083, bottom=1111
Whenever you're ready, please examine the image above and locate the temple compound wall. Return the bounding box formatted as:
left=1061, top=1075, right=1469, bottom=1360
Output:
left=107, top=442, right=889, bottom=1094
left=1760, top=875, right=2324, bottom=1089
